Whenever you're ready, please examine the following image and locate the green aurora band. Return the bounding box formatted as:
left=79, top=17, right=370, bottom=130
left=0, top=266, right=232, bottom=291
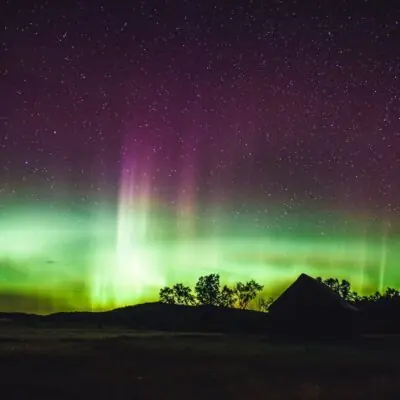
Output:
left=0, top=194, right=399, bottom=314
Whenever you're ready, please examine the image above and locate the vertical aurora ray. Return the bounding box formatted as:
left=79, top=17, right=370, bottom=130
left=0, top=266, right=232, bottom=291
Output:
left=176, top=166, right=196, bottom=239
left=176, top=136, right=200, bottom=240
left=89, top=144, right=166, bottom=308
left=358, top=236, right=368, bottom=295
left=378, top=221, right=389, bottom=293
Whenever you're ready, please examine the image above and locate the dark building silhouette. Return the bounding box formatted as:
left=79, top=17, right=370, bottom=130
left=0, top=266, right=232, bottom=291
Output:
left=268, top=273, right=360, bottom=340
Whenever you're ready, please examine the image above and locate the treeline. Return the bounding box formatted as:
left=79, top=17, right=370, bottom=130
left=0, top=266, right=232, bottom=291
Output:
left=159, top=273, right=272, bottom=311
left=316, top=277, right=400, bottom=309
left=159, top=274, right=400, bottom=312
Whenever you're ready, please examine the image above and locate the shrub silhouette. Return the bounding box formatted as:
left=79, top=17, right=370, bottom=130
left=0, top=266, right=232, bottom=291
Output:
left=257, top=296, right=274, bottom=312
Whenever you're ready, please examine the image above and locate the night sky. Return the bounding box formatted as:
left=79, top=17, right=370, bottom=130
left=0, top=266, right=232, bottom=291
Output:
left=0, top=0, right=399, bottom=313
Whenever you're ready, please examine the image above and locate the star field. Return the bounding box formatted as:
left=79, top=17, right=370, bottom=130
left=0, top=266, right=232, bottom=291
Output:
left=0, top=0, right=399, bottom=312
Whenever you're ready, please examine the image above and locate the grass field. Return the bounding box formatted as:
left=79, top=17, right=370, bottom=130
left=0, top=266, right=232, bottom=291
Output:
left=0, top=327, right=399, bottom=399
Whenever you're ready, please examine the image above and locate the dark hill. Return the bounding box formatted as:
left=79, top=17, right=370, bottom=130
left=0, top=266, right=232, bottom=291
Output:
left=0, top=303, right=270, bottom=333
left=109, top=303, right=270, bottom=333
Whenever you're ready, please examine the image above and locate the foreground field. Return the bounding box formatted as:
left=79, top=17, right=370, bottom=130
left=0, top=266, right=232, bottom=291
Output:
left=0, top=328, right=400, bottom=399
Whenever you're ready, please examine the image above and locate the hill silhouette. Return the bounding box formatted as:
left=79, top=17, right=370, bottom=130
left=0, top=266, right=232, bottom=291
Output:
left=0, top=302, right=270, bottom=333
left=1, top=272, right=400, bottom=338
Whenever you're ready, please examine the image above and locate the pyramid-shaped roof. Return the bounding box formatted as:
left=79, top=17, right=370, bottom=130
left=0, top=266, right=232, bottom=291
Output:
left=269, top=273, right=359, bottom=316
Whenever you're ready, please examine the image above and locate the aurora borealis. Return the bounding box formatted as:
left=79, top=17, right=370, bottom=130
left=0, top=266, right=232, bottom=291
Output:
left=1, top=202, right=399, bottom=312
left=0, top=1, right=399, bottom=313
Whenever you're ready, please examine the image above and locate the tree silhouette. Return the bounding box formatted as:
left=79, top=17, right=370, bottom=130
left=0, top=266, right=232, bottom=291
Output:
left=234, top=280, right=264, bottom=309
left=316, top=277, right=357, bottom=302
left=257, top=296, right=274, bottom=312
left=172, top=283, right=196, bottom=305
left=159, top=283, right=196, bottom=305
left=218, top=285, right=235, bottom=307
left=367, top=291, right=382, bottom=303
left=195, top=273, right=221, bottom=306
left=384, top=287, right=400, bottom=299
left=159, top=287, right=175, bottom=304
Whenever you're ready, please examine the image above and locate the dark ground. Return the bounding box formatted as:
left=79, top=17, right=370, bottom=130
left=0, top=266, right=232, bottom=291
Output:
left=0, top=327, right=400, bottom=399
